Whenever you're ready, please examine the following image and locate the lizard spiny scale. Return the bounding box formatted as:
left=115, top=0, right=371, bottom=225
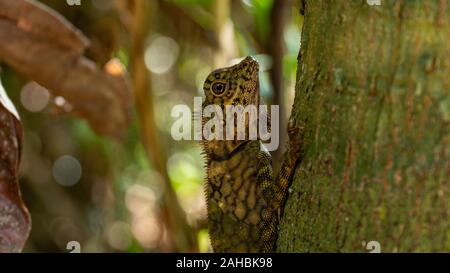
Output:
left=201, top=56, right=293, bottom=253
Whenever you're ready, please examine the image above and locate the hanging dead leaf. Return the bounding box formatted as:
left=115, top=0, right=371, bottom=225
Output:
left=0, top=0, right=131, bottom=139
left=0, top=79, right=30, bottom=253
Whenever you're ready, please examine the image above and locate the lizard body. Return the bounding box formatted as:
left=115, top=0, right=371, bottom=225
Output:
left=200, top=56, right=300, bottom=252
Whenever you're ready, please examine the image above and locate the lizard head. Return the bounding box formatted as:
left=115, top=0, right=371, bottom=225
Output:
left=201, top=56, right=260, bottom=159
left=203, top=56, right=260, bottom=108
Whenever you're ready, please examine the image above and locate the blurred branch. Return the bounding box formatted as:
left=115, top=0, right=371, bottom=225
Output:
left=212, top=0, right=236, bottom=66
left=0, top=0, right=132, bottom=139
left=269, top=0, right=289, bottom=163
left=126, top=0, right=197, bottom=252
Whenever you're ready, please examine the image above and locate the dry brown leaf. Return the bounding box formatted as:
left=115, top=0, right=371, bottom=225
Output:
left=0, top=0, right=131, bottom=139
left=0, top=0, right=89, bottom=54
left=0, top=79, right=30, bottom=253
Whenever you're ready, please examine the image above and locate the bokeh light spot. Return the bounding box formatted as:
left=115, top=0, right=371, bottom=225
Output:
left=20, top=82, right=50, bottom=112
left=125, top=184, right=156, bottom=217
left=145, top=36, right=179, bottom=74
left=54, top=96, right=73, bottom=112
left=106, top=221, right=132, bottom=251
left=131, top=217, right=160, bottom=248
left=52, top=155, right=82, bottom=186
left=105, top=58, right=126, bottom=76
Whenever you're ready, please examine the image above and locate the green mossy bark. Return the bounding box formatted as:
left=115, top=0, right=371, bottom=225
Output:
left=277, top=0, right=449, bottom=252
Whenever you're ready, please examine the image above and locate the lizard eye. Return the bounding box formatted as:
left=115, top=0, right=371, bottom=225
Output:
left=211, top=82, right=227, bottom=96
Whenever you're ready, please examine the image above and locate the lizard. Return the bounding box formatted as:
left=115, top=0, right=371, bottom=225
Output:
left=200, top=56, right=301, bottom=253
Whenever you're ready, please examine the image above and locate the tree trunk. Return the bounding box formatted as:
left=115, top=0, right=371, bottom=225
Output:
left=277, top=0, right=449, bottom=252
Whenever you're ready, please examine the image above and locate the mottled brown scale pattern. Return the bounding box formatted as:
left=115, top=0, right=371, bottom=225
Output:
left=201, top=56, right=294, bottom=253
left=205, top=140, right=277, bottom=252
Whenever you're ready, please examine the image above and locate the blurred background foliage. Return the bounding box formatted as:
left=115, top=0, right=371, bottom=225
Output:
left=0, top=0, right=301, bottom=252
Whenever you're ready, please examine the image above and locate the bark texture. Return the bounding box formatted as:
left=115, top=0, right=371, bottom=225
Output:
left=277, top=0, right=449, bottom=252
